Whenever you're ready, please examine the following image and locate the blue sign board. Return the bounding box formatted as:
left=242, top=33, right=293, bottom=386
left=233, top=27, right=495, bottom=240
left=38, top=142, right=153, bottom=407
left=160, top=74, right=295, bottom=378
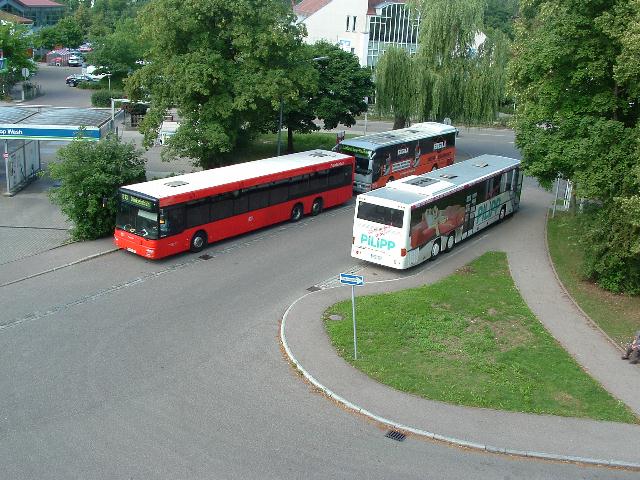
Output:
left=0, top=124, right=100, bottom=141
left=339, top=273, right=364, bottom=286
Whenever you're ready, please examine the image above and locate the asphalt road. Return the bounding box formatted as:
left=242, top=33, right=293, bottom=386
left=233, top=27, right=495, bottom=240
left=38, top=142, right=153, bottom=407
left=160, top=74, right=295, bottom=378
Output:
left=0, top=67, right=633, bottom=479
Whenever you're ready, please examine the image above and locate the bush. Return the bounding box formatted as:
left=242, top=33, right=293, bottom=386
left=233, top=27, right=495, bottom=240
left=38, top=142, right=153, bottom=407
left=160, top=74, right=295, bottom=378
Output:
left=77, top=81, right=103, bottom=90
left=91, top=89, right=125, bottom=107
left=579, top=200, right=640, bottom=295
left=47, top=135, right=146, bottom=240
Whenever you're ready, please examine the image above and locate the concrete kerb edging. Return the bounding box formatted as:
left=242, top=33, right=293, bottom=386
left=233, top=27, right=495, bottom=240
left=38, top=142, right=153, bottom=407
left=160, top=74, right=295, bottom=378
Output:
left=279, top=272, right=640, bottom=471
left=0, top=247, right=119, bottom=288
left=543, top=208, right=624, bottom=352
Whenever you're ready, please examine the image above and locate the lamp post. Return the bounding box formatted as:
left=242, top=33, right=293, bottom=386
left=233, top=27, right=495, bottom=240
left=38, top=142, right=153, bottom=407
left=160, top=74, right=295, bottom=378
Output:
left=276, top=56, right=329, bottom=156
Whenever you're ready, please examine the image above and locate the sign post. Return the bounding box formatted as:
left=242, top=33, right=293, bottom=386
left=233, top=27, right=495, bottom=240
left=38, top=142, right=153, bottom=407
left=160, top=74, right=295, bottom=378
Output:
left=339, top=273, right=364, bottom=360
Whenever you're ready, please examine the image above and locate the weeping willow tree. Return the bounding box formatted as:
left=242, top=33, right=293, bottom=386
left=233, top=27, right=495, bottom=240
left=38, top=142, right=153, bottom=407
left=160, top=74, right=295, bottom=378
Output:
left=374, top=46, right=415, bottom=129
left=412, top=0, right=508, bottom=124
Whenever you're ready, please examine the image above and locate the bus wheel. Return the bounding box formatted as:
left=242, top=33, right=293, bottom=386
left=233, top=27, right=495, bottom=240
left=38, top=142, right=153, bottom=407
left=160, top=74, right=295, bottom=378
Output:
left=431, top=165, right=438, bottom=171
left=499, top=206, right=507, bottom=221
left=430, top=240, right=441, bottom=259
left=311, top=198, right=323, bottom=216
left=445, top=234, right=455, bottom=252
left=387, top=177, right=395, bottom=185
left=190, top=230, right=207, bottom=253
left=291, top=203, right=304, bottom=222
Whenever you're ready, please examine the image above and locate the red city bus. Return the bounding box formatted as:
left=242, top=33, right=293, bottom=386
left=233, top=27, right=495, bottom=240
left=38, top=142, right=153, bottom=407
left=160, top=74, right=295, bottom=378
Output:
left=335, top=122, right=457, bottom=193
left=114, top=150, right=355, bottom=259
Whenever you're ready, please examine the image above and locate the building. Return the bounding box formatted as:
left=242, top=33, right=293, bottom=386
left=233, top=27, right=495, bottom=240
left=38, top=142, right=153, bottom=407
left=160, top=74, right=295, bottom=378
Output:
left=293, top=0, right=420, bottom=67
left=0, top=0, right=64, bottom=29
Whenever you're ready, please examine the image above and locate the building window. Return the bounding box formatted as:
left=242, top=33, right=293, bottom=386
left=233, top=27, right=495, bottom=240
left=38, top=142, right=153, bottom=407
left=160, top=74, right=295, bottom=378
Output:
left=352, top=16, right=357, bottom=32
left=346, top=16, right=350, bottom=31
left=367, top=3, right=420, bottom=67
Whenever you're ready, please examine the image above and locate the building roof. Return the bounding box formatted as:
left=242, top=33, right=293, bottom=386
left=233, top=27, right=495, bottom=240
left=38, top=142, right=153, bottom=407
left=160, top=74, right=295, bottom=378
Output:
left=13, top=0, right=63, bottom=7
left=368, top=1, right=406, bottom=15
left=0, top=10, right=33, bottom=24
left=293, top=0, right=332, bottom=18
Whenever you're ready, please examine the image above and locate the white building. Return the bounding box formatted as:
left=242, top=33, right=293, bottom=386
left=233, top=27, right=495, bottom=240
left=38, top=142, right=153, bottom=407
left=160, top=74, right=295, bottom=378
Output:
left=294, top=0, right=420, bottom=67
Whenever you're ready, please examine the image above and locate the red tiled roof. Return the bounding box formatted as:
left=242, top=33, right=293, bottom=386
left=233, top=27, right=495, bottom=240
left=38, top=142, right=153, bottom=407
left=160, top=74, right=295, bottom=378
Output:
left=293, top=0, right=332, bottom=17
left=15, top=0, right=63, bottom=7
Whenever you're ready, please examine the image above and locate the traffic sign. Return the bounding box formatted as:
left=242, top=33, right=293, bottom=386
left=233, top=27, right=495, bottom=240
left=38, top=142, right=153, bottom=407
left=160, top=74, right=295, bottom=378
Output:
left=339, top=273, right=364, bottom=286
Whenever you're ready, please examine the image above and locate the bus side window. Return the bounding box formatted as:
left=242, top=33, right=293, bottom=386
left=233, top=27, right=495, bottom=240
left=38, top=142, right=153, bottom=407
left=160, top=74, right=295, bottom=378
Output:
left=234, top=191, right=249, bottom=215
left=289, top=174, right=310, bottom=199
left=186, top=199, right=210, bottom=228
left=210, top=194, right=234, bottom=221
left=329, top=166, right=351, bottom=187
left=160, top=206, right=185, bottom=237
left=269, top=181, right=289, bottom=205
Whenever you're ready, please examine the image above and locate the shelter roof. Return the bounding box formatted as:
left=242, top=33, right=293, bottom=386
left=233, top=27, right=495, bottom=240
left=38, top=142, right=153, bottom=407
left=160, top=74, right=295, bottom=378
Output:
left=12, top=107, right=113, bottom=127
left=0, top=106, right=38, bottom=123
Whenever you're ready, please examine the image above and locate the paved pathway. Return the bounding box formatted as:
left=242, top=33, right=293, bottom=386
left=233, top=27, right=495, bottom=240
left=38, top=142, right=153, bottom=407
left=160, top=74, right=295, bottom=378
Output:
left=281, top=186, right=640, bottom=467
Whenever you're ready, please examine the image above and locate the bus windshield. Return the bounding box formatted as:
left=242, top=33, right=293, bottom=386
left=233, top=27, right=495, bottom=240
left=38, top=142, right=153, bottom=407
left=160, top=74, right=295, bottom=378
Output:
left=354, top=155, right=371, bottom=175
left=116, top=203, right=160, bottom=239
left=357, top=202, right=404, bottom=228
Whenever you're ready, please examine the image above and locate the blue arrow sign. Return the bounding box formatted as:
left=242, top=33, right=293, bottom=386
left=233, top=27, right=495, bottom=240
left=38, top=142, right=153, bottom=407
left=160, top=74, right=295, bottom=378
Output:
left=339, top=273, right=364, bottom=286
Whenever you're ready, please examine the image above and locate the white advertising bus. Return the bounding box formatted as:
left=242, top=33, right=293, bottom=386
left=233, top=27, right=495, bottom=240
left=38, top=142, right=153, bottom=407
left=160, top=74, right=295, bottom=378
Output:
left=351, top=154, right=523, bottom=269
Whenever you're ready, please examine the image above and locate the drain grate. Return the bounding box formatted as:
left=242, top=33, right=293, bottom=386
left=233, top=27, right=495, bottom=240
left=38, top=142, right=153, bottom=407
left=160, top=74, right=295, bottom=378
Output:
left=199, top=254, right=212, bottom=260
left=385, top=430, right=406, bottom=442
left=307, top=286, right=321, bottom=292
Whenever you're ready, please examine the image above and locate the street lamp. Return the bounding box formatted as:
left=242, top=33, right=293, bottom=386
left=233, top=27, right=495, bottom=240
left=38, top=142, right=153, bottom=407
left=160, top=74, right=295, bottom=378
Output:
left=276, top=56, right=329, bottom=156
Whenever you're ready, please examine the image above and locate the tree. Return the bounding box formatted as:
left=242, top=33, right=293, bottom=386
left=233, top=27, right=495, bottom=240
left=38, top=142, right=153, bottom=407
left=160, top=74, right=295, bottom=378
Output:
left=127, top=0, right=310, bottom=169
left=87, top=18, right=146, bottom=78
left=36, top=16, right=84, bottom=49
left=0, top=23, right=36, bottom=93
left=412, top=0, right=509, bottom=124
left=509, top=0, right=640, bottom=293
left=274, top=41, right=374, bottom=153
left=374, top=46, right=415, bottom=129
left=48, top=135, right=146, bottom=240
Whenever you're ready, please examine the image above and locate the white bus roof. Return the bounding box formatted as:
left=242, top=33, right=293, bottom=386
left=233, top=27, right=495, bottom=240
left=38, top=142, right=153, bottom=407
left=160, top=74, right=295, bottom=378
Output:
left=122, top=149, right=352, bottom=200
left=360, top=154, right=520, bottom=207
left=339, top=122, right=457, bottom=151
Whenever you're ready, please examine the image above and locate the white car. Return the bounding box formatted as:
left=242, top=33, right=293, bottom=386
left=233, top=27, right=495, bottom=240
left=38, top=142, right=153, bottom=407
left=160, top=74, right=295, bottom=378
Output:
left=68, top=55, right=82, bottom=67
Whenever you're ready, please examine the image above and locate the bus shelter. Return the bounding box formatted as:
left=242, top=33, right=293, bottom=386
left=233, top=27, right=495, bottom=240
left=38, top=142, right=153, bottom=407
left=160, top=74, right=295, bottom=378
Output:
left=0, top=106, right=120, bottom=196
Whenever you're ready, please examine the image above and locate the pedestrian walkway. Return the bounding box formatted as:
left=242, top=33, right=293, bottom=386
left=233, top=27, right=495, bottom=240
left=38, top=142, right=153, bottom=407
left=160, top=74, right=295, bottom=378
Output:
left=281, top=186, right=640, bottom=468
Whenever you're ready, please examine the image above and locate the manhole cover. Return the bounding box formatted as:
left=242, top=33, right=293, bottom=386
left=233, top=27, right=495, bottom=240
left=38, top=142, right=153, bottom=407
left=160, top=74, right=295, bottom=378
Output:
left=385, top=430, right=406, bottom=442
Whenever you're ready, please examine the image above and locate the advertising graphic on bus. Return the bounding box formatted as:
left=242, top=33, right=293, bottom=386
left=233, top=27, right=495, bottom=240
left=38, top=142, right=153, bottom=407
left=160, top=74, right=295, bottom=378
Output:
left=335, top=122, right=457, bottom=193
left=351, top=154, right=523, bottom=269
left=114, top=150, right=355, bottom=259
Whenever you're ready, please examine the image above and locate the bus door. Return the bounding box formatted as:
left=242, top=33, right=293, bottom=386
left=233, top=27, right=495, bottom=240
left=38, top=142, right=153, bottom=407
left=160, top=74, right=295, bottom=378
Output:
left=463, top=190, right=478, bottom=237
left=513, top=167, right=523, bottom=210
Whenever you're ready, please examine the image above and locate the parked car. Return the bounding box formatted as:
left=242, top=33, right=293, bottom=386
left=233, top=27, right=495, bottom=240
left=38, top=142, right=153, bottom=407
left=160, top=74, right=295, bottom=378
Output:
left=66, top=74, right=95, bottom=87
left=68, top=55, right=83, bottom=67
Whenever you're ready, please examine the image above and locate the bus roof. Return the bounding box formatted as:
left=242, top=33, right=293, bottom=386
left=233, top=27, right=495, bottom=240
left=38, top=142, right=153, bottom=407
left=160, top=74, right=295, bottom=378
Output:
left=339, top=122, right=457, bottom=152
left=361, top=154, right=520, bottom=207
left=121, top=150, right=353, bottom=201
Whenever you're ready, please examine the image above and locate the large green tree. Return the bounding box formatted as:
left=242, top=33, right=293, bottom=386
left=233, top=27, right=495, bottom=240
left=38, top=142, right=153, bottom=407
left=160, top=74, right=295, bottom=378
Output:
left=48, top=135, right=146, bottom=240
left=36, top=16, right=84, bottom=49
left=510, top=0, right=640, bottom=293
left=87, top=18, right=146, bottom=78
left=273, top=41, right=374, bottom=153
left=374, top=46, right=414, bottom=129
left=0, top=23, right=37, bottom=93
left=127, top=0, right=311, bottom=168
left=412, top=0, right=508, bottom=124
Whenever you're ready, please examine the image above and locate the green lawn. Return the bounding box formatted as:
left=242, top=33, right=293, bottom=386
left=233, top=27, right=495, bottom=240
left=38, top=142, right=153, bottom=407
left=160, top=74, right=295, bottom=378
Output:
left=324, top=252, right=638, bottom=423
left=547, top=212, right=640, bottom=347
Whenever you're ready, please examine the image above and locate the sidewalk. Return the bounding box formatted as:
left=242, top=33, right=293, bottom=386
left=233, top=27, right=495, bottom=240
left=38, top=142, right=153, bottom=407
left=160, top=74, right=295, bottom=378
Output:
left=281, top=186, right=640, bottom=468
